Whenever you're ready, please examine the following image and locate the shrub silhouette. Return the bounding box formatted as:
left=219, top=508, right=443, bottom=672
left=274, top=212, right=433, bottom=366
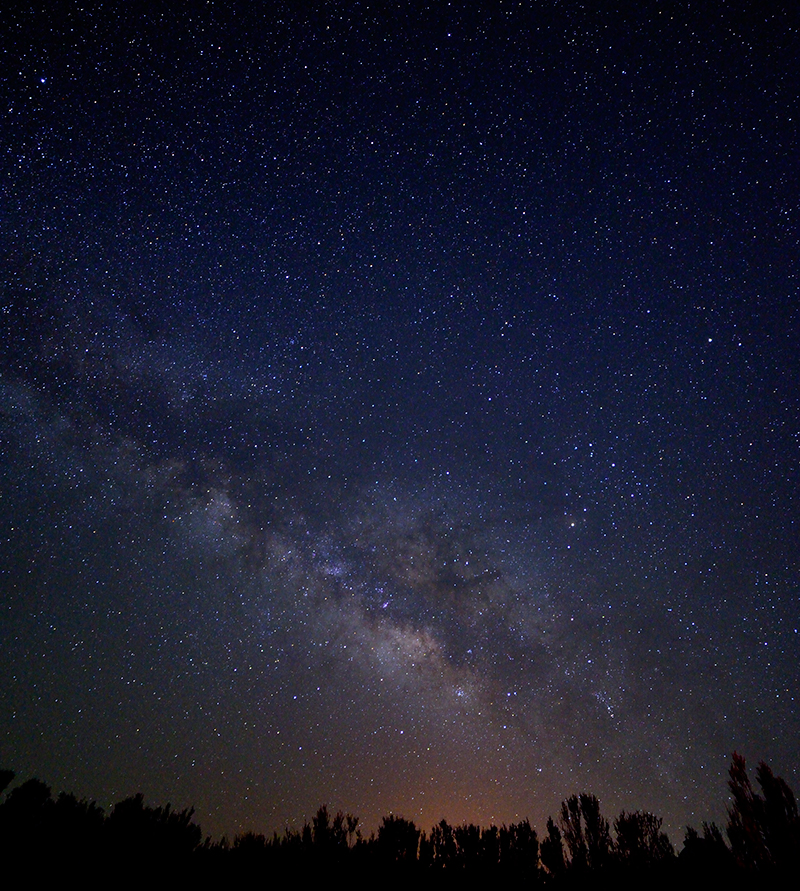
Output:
left=0, top=753, right=796, bottom=882
left=376, top=814, right=420, bottom=865
left=679, top=822, right=734, bottom=879
left=105, top=792, right=201, bottom=871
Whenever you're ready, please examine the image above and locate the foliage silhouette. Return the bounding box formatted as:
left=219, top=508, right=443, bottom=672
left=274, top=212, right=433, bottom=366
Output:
left=376, top=813, right=421, bottom=865
left=498, top=819, right=539, bottom=881
left=0, top=776, right=54, bottom=860
left=51, top=791, right=106, bottom=866
left=726, top=751, right=800, bottom=876
left=429, top=817, right=457, bottom=870
left=104, top=791, right=201, bottom=877
left=540, top=815, right=566, bottom=877
left=557, top=792, right=611, bottom=872
left=679, top=821, right=735, bottom=880
left=0, top=753, right=797, bottom=883
left=614, top=809, right=674, bottom=869
left=756, top=760, right=799, bottom=868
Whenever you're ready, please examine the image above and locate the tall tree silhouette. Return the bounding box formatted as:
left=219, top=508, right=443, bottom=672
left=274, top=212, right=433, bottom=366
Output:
left=430, top=818, right=457, bottom=870
left=498, top=819, right=539, bottom=879
left=559, top=795, right=587, bottom=870
left=755, top=760, right=799, bottom=869
left=540, top=816, right=566, bottom=877
left=727, top=752, right=799, bottom=874
left=304, top=804, right=357, bottom=867
left=480, top=824, right=500, bottom=871
left=580, top=793, right=612, bottom=870
left=557, top=793, right=611, bottom=872
left=453, top=822, right=482, bottom=870
left=727, top=751, right=769, bottom=870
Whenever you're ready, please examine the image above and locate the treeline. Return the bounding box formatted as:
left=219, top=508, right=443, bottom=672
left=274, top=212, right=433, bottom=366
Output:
left=0, top=754, right=797, bottom=885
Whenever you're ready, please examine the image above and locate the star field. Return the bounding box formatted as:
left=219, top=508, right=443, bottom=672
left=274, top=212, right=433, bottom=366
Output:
left=1, top=2, right=798, bottom=844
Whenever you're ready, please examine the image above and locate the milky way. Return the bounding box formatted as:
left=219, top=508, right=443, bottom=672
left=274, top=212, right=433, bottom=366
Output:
left=2, top=2, right=798, bottom=844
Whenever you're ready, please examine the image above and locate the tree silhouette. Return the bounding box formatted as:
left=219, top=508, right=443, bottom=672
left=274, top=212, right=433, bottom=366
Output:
left=540, top=815, right=566, bottom=877
left=430, top=818, right=457, bottom=870
left=376, top=814, right=420, bottom=866
left=580, top=793, right=612, bottom=870
left=345, top=812, right=359, bottom=847
left=105, top=792, right=201, bottom=871
left=755, top=760, right=799, bottom=869
left=679, top=822, right=734, bottom=879
left=0, top=776, right=54, bottom=858
left=557, top=793, right=611, bottom=872
left=51, top=791, right=105, bottom=867
left=2, top=777, right=52, bottom=819
left=559, top=795, right=587, bottom=870
left=498, top=819, right=539, bottom=879
left=480, top=823, right=500, bottom=871
left=727, top=751, right=800, bottom=874
left=232, top=830, right=268, bottom=853
left=727, top=751, right=769, bottom=870
left=453, top=822, right=481, bottom=870
left=614, top=810, right=674, bottom=869
left=0, top=754, right=796, bottom=882
left=300, top=803, right=358, bottom=869
left=311, top=803, right=335, bottom=854
left=418, top=828, right=434, bottom=869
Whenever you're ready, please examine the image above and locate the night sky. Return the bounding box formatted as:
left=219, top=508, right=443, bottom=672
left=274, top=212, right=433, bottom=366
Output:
left=2, top=2, right=799, bottom=844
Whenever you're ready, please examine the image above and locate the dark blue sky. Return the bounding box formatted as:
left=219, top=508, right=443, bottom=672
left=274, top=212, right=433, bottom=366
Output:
left=2, top=1, right=798, bottom=842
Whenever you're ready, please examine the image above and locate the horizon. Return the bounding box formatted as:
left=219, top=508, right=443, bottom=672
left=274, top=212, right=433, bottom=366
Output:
left=2, top=750, right=780, bottom=850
